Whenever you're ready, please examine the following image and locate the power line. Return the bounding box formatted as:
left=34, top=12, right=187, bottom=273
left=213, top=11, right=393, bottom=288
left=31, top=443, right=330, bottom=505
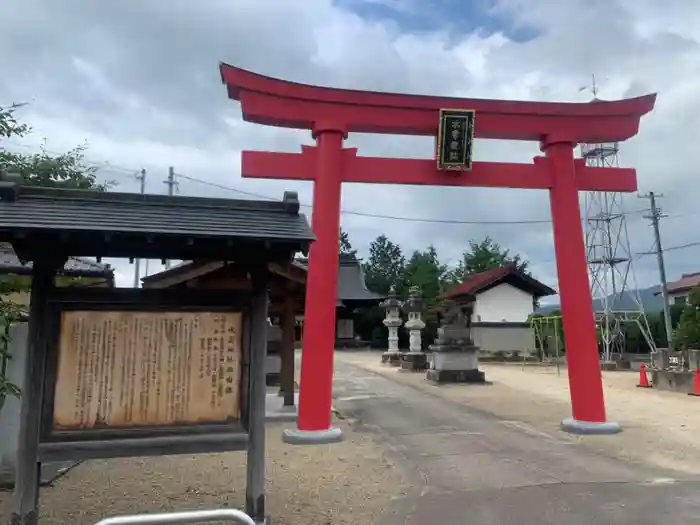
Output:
left=173, top=171, right=652, bottom=225
left=176, top=172, right=551, bottom=224
left=662, top=240, right=700, bottom=252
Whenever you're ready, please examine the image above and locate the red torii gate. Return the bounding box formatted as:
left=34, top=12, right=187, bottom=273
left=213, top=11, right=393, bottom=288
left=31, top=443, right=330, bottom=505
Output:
left=220, top=62, right=656, bottom=443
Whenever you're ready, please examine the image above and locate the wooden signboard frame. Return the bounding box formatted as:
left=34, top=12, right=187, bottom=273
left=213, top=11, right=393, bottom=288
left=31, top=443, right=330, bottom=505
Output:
left=37, top=287, right=255, bottom=462
left=436, top=108, right=476, bottom=171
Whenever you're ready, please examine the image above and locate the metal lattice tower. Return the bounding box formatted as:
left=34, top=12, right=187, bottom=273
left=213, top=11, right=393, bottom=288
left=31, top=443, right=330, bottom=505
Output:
left=581, top=123, right=655, bottom=361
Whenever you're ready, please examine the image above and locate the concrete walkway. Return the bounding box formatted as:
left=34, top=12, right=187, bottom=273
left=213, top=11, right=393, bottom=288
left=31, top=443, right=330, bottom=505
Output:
left=331, top=360, right=700, bottom=524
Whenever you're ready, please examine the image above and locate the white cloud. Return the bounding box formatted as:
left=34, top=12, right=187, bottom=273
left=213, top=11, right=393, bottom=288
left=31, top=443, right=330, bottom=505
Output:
left=1, top=0, right=699, bottom=299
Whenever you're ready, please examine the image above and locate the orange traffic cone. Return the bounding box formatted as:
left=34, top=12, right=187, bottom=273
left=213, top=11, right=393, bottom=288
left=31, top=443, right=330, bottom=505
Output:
left=637, top=363, right=652, bottom=388
left=689, top=368, right=700, bottom=397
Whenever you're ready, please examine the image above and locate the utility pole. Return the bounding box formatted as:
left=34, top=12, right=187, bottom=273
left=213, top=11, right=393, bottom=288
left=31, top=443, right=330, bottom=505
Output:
left=133, top=169, right=147, bottom=288
left=640, top=192, right=674, bottom=348
left=163, top=167, right=178, bottom=270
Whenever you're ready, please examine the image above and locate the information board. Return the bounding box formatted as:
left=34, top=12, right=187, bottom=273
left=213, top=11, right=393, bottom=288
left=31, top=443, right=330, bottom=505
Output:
left=52, top=311, right=242, bottom=430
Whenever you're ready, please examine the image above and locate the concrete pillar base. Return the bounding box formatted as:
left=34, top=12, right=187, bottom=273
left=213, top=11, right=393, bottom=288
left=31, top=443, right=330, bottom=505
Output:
left=560, top=417, right=621, bottom=435
left=282, top=427, right=344, bottom=445
left=399, top=352, right=428, bottom=372
left=381, top=351, right=400, bottom=365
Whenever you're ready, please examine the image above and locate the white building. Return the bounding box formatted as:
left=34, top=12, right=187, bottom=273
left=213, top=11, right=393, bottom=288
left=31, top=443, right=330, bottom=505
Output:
left=441, top=263, right=556, bottom=355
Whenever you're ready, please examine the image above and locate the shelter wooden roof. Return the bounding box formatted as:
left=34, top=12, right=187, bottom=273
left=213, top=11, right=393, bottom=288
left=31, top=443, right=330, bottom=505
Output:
left=0, top=179, right=313, bottom=262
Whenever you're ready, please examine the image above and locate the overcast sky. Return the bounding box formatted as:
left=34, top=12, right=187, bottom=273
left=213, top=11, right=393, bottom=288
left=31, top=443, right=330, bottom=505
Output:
left=1, top=0, right=699, bottom=301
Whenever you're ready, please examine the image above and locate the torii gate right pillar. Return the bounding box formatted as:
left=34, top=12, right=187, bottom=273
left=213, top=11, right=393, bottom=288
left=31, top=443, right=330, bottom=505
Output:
left=543, top=139, right=617, bottom=433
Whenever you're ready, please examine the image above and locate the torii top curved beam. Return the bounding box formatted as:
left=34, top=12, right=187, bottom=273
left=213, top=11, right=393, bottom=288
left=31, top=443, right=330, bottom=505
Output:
left=220, top=62, right=656, bottom=143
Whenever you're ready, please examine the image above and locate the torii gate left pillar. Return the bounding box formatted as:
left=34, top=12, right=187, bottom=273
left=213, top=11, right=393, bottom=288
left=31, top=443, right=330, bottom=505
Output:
left=220, top=62, right=656, bottom=444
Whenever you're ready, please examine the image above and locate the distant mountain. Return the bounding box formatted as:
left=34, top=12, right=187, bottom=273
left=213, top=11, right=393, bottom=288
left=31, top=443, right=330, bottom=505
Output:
left=536, top=285, right=664, bottom=315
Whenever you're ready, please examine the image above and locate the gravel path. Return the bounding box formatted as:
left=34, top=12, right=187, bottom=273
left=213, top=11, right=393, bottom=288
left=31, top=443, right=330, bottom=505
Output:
left=337, top=352, right=700, bottom=476
left=0, top=419, right=405, bottom=525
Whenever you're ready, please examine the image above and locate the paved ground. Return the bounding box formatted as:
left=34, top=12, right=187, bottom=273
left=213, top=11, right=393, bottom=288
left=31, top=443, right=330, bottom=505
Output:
left=331, top=360, right=700, bottom=524
left=338, top=352, right=700, bottom=475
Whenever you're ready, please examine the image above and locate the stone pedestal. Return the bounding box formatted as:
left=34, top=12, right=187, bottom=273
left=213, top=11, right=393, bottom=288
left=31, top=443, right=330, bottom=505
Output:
left=649, top=369, right=695, bottom=393
left=381, top=351, right=400, bottom=365
left=427, top=349, right=485, bottom=383
left=426, top=368, right=485, bottom=383
left=399, top=351, right=428, bottom=372
left=599, top=360, right=618, bottom=371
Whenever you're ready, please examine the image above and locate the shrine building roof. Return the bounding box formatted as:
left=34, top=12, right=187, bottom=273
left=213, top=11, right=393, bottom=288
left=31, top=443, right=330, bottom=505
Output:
left=292, top=254, right=385, bottom=305
left=442, top=263, right=556, bottom=300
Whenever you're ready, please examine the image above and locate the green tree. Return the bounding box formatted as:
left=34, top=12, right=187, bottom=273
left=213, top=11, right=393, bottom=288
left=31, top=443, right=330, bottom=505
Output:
left=362, top=234, right=405, bottom=295
left=402, top=246, right=448, bottom=307
left=0, top=103, right=110, bottom=408
left=400, top=246, right=451, bottom=349
left=0, top=103, right=111, bottom=191
left=339, top=228, right=357, bottom=258
left=675, top=287, right=700, bottom=350
left=0, top=103, right=29, bottom=139
left=451, top=236, right=529, bottom=283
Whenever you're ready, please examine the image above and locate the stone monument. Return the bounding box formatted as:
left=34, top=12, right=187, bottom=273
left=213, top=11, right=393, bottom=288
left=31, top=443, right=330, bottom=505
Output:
left=427, top=294, right=485, bottom=383
left=649, top=346, right=699, bottom=394
left=380, top=286, right=403, bottom=365
left=400, top=286, right=427, bottom=371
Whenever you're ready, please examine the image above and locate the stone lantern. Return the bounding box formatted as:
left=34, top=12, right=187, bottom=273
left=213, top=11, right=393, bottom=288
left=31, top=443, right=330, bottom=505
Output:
left=380, top=285, right=403, bottom=366
left=400, top=286, right=427, bottom=371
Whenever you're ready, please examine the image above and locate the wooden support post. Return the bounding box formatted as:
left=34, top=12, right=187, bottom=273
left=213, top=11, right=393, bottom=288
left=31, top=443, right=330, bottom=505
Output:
left=10, top=258, right=59, bottom=525
left=245, top=269, right=268, bottom=524
left=279, top=294, right=296, bottom=407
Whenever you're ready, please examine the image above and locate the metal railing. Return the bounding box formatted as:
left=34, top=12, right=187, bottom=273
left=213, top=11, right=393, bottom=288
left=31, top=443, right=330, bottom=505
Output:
left=93, top=509, right=256, bottom=525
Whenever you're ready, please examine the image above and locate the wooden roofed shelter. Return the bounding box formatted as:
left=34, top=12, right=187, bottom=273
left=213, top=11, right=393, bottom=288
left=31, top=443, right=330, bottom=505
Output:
left=0, top=175, right=313, bottom=525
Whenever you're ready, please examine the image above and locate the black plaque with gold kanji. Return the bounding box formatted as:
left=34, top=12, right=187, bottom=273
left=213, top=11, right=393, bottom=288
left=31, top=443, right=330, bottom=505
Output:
left=436, top=109, right=475, bottom=171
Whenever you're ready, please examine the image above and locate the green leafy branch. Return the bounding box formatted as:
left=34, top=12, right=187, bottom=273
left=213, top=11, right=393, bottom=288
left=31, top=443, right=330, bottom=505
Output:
left=0, top=277, right=27, bottom=412
left=0, top=102, right=114, bottom=414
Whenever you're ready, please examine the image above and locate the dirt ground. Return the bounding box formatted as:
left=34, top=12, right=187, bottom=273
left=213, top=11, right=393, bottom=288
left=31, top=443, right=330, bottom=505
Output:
left=0, top=418, right=406, bottom=525
left=337, top=351, right=700, bottom=476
